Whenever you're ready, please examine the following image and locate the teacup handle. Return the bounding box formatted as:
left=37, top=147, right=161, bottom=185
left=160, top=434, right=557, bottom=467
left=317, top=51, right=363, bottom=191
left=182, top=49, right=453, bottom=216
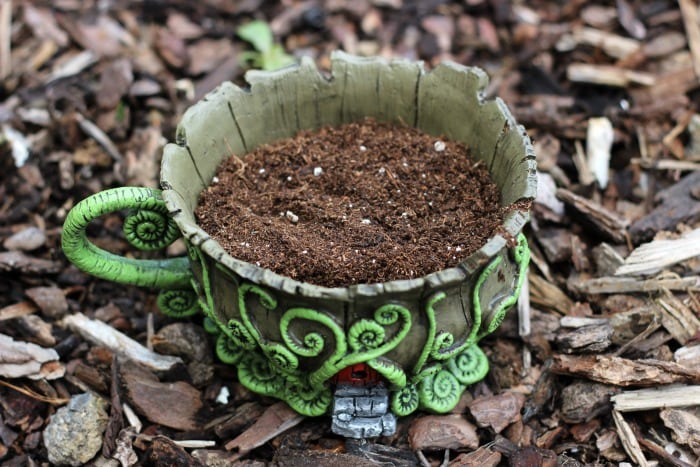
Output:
left=62, top=186, right=199, bottom=317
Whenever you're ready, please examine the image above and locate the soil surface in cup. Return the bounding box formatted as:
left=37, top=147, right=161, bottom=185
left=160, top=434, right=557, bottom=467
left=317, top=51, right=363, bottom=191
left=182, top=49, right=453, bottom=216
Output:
left=196, top=118, right=515, bottom=287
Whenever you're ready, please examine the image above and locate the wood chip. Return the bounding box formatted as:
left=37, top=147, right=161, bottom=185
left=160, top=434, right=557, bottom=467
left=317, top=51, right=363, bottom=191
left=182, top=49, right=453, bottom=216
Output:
left=629, top=171, right=700, bottom=243
left=449, top=446, right=501, bottom=466
left=556, top=188, right=629, bottom=243
left=224, top=402, right=304, bottom=455
left=612, top=410, right=650, bottom=467
left=612, top=385, right=700, bottom=412
left=0, top=251, right=62, bottom=275
left=63, top=313, right=183, bottom=372
left=679, top=0, right=700, bottom=78
left=659, top=408, right=700, bottom=457
left=654, top=291, right=700, bottom=345
left=575, top=27, right=641, bottom=59
left=549, top=354, right=700, bottom=387
left=529, top=273, right=574, bottom=314
left=408, top=414, right=479, bottom=450
left=0, top=333, right=65, bottom=380
left=25, top=286, right=68, bottom=318
left=570, top=275, right=700, bottom=295
left=468, top=392, right=525, bottom=434
left=121, top=361, right=202, bottom=431
left=0, top=301, right=38, bottom=322
left=616, top=228, right=700, bottom=276
left=567, top=63, right=654, bottom=87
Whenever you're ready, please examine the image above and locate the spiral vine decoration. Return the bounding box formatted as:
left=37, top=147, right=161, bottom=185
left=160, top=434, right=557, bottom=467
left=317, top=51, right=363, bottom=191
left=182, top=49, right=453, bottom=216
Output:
left=348, top=319, right=386, bottom=350
left=446, top=345, right=489, bottom=385
left=311, top=302, right=412, bottom=388
left=391, top=383, right=419, bottom=416
left=156, top=289, right=200, bottom=318
left=263, top=343, right=299, bottom=375
left=285, top=381, right=332, bottom=417
left=418, top=369, right=463, bottom=413
left=280, top=307, right=335, bottom=358
left=123, top=209, right=180, bottom=251
left=216, top=333, right=245, bottom=365
left=237, top=352, right=285, bottom=396
left=225, top=319, right=257, bottom=350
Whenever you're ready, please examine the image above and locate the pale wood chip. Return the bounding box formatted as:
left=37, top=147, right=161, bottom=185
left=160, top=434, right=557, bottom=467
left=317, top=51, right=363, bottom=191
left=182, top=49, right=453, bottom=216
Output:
left=570, top=275, right=700, bottom=295
left=0, top=333, right=65, bottom=380
left=567, top=63, right=654, bottom=87
left=616, top=228, right=700, bottom=276
left=612, top=385, right=700, bottom=412
left=612, top=410, right=650, bottom=467
left=63, top=313, right=183, bottom=372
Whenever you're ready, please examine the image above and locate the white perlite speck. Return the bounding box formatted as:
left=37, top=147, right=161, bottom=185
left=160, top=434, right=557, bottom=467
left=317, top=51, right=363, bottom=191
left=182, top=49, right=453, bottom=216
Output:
left=313, top=166, right=323, bottom=176
left=285, top=210, right=299, bottom=223
left=434, top=140, right=446, bottom=152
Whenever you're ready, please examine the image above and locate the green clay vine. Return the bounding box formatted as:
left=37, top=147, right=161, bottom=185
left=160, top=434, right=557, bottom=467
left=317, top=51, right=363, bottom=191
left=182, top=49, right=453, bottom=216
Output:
left=156, top=289, right=200, bottom=318
left=191, top=233, right=530, bottom=418
left=391, top=383, right=419, bottom=416
left=310, top=303, right=411, bottom=388
left=215, top=332, right=245, bottom=365
left=237, top=352, right=285, bottom=396
left=418, top=369, right=463, bottom=413
left=123, top=208, right=180, bottom=251
left=479, top=233, right=530, bottom=338
left=447, top=345, right=489, bottom=385
left=285, top=381, right=332, bottom=417
left=225, top=319, right=257, bottom=350
left=280, top=307, right=337, bottom=358
left=348, top=319, right=386, bottom=350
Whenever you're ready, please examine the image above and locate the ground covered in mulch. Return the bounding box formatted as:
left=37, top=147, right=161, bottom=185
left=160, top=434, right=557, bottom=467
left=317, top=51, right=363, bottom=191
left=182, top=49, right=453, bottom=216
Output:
left=197, top=118, right=504, bottom=286
left=1, top=1, right=700, bottom=466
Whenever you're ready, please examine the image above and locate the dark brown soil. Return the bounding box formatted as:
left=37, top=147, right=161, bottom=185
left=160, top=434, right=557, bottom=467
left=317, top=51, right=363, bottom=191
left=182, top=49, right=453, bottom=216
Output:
left=196, top=118, right=508, bottom=287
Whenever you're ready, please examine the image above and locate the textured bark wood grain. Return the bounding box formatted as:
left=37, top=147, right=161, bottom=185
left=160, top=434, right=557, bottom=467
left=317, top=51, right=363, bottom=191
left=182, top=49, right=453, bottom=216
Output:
left=555, top=188, right=629, bottom=243
left=549, top=354, right=700, bottom=386
left=629, top=171, right=700, bottom=243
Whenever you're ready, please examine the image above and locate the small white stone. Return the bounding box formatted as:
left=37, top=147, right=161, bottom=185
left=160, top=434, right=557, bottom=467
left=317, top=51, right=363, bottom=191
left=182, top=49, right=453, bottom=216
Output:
left=361, top=218, right=371, bottom=224
left=302, top=250, right=308, bottom=254
left=286, top=175, right=293, bottom=181
left=378, top=167, right=386, bottom=175
left=258, top=168, right=266, bottom=174
left=434, top=140, right=446, bottom=152
left=212, top=176, right=220, bottom=184
left=215, top=386, right=230, bottom=404
left=455, top=246, right=462, bottom=252
left=359, top=145, right=367, bottom=151
left=313, top=166, right=323, bottom=176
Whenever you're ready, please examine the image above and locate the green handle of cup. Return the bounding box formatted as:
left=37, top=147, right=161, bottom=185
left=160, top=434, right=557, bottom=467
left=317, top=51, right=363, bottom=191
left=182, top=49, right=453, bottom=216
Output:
left=62, top=187, right=199, bottom=317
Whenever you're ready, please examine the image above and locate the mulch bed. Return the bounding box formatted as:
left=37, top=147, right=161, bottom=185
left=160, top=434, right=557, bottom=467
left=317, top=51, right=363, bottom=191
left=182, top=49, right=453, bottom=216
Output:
left=196, top=118, right=506, bottom=286
left=1, top=1, right=699, bottom=466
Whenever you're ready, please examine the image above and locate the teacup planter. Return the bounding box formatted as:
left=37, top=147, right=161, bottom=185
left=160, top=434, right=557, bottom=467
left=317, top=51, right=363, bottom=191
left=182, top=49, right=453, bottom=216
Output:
left=62, top=52, right=536, bottom=438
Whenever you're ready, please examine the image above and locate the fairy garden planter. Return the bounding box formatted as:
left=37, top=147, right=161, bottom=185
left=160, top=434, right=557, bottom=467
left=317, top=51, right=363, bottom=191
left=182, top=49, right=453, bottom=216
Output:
left=62, top=52, right=537, bottom=438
